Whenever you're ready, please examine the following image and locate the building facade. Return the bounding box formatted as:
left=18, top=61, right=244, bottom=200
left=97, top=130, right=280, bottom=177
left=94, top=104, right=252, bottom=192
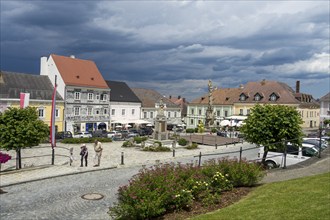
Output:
left=40, top=54, right=111, bottom=133
left=319, top=92, right=330, bottom=127
left=0, top=71, right=64, bottom=131
left=132, top=88, right=181, bottom=126
left=106, top=80, right=142, bottom=129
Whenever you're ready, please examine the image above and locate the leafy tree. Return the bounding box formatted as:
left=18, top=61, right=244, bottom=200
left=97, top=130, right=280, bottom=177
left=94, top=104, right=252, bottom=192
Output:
left=0, top=107, right=49, bottom=169
left=323, top=119, right=330, bottom=127
left=240, top=104, right=303, bottom=164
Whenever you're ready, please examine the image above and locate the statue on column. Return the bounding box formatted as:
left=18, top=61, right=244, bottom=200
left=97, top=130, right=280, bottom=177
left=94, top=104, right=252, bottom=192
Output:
left=205, top=80, right=216, bottom=129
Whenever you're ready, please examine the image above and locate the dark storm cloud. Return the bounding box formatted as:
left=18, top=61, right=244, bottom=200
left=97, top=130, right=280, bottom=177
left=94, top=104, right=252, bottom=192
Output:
left=1, top=1, right=329, bottom=100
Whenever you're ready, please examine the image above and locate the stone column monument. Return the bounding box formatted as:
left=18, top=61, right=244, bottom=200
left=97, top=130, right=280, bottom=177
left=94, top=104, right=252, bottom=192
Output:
left=205, top=80, right=216, bottom=129
left=153, top=98, right=168, bottom=140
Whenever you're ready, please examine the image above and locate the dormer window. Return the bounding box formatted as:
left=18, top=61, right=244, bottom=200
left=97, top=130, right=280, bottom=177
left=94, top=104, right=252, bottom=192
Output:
left=240, top=94, right=247, bottom=101
left=254, top=93, right=262, bottom=101
left=269, top=93, right=278, bottom=101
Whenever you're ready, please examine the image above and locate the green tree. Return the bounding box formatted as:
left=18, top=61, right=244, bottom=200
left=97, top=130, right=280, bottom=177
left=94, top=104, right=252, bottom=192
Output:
left=240, top=104, right=303, bottom=164
left=0, top=107, right=49, bottom=169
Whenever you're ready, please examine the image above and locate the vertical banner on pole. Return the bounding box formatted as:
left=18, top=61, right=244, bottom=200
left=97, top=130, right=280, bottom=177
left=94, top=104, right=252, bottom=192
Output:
left=50, top=77, right=57, bottom=148
left=20, top=93, right=30, bottom=108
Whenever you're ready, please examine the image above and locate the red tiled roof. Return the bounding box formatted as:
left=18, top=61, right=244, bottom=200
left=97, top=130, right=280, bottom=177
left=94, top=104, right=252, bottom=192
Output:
left=51, top=54, right=109, bottom=89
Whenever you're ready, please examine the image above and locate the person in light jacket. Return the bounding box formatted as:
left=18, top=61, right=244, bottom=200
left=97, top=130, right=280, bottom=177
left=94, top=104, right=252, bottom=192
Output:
left=93, top=140, right=103, bottom=167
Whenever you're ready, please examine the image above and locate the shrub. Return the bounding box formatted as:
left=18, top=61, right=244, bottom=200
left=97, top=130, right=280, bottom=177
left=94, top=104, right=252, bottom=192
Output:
left=134, top=136, right=148, bottom=144
left=122, top=141, right=134, bottom=148
left=186, top=142, right=198, bottom=150
left=211, top=128, right=217, bottom=133
left=61, top=137, right=112, bottom=144
left=186, top=128, right=195, bottom=133
left=142, top=145, right=171, bottom=152
left=194, top=127, right=199, bottom=133
left=202, top=157, right=265, bottom=187
left=109, top=160, right=265, bottom=219
left=178, top=138, right=188, bottom=146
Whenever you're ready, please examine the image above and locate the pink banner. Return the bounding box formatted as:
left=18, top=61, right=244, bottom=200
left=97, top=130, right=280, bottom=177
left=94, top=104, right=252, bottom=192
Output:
left=20, top=93, right=30, bottom=108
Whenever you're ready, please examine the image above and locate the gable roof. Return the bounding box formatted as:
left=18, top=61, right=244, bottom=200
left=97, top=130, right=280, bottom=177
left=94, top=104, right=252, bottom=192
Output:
left=105, top=80, right=141, bottom=103
left=132, top=88, right=179, bottom=108
left=51, top=54, right=109, bottom=89
left=320, top=92, right=330, bottom=102
left=0, top=71, right=63, bottom=100
left=190, top=88, right=242, bottom=105
left=238, top=80, right=299, bottom=104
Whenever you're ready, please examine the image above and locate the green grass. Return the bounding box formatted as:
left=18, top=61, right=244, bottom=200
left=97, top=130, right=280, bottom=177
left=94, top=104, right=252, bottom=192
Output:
left=192, top=172, right=330, bottom=220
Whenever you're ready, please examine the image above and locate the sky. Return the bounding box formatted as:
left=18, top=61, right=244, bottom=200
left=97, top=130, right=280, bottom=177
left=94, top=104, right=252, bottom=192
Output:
left=1, top=0, right=329, bottom=101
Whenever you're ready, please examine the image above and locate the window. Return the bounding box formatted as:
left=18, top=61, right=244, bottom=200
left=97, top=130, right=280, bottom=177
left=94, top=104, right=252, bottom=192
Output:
left=239, top=109, right=243, bottom=115
left=132, top=109, right=135, bottom=115
left=270, top=93, right=278, bottom=101
left=286, top=145, right=299, bottom=155
left=240, top=94, right=246, bottom=101
left=199, top=109, right=202, bottom=115
left=88, top=93, right=93, bottom=100
left=87, top=107, right=93, bottom=116
left=74, top=107, right=80, bottom=116
left=122, top=109, right=125, bottom=116
left=95, top=94, right=100, bottom=100
left=217, top=110, right=220, bottom=117
left=191, top=109, right=194, bottom=115
left=144, top=112, right=147, bottom=118
left=111, top=109, right=115, bottom=115
left=302, top=110, right=304, bottom=117
left=101, top=94, right=107, bottom=101
left=254, top=93, right=262, bottom=101
left=38, top=108, right=45, bottom=118
left=224, top=111, right=228, bottom=117
left=74, top=92, right=81, bottom=100
left=104, top=108, right=108, bottom=115
left=174, top=112, right=177, bottom=117
left=95, top=109, right=100, bottom=115
left=55, top=109, right=59, bottom=118
left=168, top=112, right=171, bottom=118
left=190, top=119, right=194, bottom=125
left=247, top=109, right=250, bottom=115
left=150, top=112, right=154, bottom=118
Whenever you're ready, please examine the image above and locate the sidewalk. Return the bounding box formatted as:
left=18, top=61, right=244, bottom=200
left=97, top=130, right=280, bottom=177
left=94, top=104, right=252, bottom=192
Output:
left=0, top=140, right=235, bottom=187
left=1, top=141, right=329, bottom=187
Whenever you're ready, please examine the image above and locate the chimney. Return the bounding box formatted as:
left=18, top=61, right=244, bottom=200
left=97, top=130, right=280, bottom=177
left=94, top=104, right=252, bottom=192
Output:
left=178, top=95, right=181, bottom=99
left=296, top=81, right=300, bottom=93
left=40, top=56, right=48, bottom=76
left=169, top=95, right=172, bottom=99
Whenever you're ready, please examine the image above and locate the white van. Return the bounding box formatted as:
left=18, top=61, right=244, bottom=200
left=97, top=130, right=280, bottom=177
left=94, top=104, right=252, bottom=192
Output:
left=258, top=143, right=319, bottom=169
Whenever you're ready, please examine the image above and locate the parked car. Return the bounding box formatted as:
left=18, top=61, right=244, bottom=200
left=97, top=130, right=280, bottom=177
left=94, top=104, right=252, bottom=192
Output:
left=92, top=130, right=108, bottom=138
left=217, top=130, right=228, bottom=137
left=55, top=131, right=73, bottom=140
left=73, top=132, right=92, bottom=138
left=302, top=138, right=327, bottom=150
left=140, top=127, right=153, bottom=135
left=107, top=131, right=122, bottom=140
left=128, top=129, right=140, bottom=137
left=258, top=143, right=318, bottom=169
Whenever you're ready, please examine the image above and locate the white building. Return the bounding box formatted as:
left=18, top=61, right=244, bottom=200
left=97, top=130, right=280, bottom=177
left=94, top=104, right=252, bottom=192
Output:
left=40, top=54, right=111, bottom=133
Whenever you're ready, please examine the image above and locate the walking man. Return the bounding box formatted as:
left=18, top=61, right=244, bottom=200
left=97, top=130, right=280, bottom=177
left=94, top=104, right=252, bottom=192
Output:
left=93, top=139, right=103, bottom=167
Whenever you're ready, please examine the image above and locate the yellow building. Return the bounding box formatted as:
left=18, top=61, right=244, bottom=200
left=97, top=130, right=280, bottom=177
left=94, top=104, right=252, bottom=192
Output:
left=0, top=71, right=64, bottom=132
left=233, top=80, right=320, bottom=128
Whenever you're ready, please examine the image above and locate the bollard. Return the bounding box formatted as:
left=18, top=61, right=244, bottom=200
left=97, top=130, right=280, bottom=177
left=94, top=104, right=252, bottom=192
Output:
left=239, top=147, right=242, bottom=162
left=198, top=152, right=202, bottom=167
left=215, top=144, right=217, bottom=149
left=173, top=149, right=175, bottom=157
left=121, top=152, right=124, bottom=165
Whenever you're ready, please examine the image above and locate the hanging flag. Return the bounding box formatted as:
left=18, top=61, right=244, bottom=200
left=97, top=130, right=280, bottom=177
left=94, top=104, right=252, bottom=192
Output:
left=20, top=93, right=30, bottom=108
left=50, top=83, right=57, bottom=148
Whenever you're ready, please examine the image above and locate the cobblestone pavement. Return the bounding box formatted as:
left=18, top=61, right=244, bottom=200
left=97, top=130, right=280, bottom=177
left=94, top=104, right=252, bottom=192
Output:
left=0, top=139, right=329, bottom=220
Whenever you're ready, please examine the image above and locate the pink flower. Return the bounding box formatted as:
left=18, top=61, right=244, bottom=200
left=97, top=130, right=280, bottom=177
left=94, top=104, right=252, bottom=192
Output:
left=0, top=152, right=12, bottom=164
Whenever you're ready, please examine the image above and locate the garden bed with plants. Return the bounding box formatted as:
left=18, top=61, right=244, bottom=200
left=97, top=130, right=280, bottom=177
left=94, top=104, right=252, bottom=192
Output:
left=109, top=158, right=265, bottom=219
